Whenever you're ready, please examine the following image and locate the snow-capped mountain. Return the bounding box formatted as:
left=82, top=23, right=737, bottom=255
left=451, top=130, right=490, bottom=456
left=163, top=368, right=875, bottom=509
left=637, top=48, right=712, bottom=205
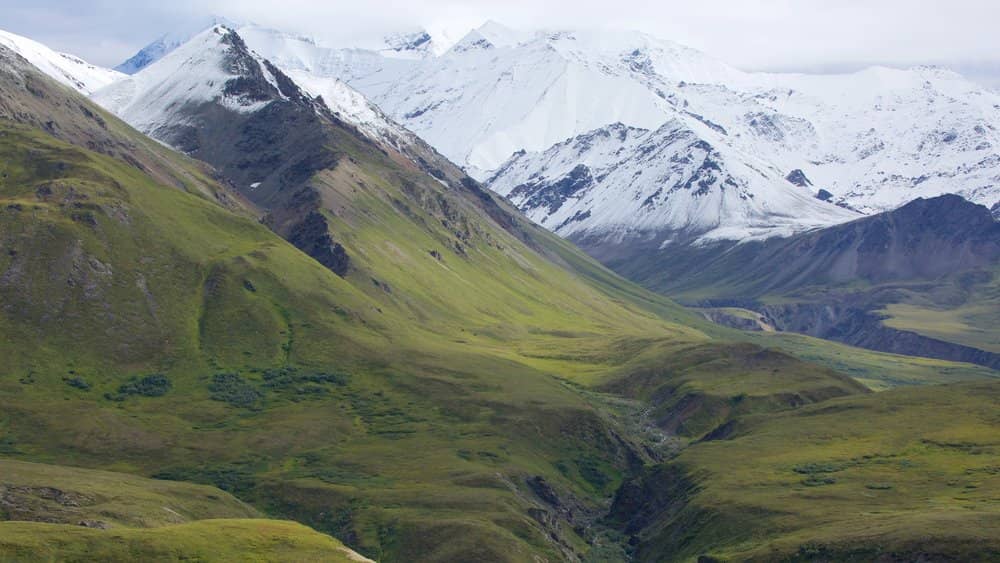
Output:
left=93, top=26, right=292, bottom=137
left=670, top=66, right=1000, bottom=215
left=0, top=28, right=122, bottom=95
left=285, top=22, right=1000, bottom=233
left=213, top=25, right=438, bottom=157
left=114, top=15, right=239, bottom=74
left=91, top=25, right=468, bottom=200
left=488, top=122, right=858, bottom=243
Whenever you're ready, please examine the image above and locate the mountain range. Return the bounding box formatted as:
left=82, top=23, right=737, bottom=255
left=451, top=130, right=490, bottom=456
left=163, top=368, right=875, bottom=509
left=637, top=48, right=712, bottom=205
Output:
left=0, top=16, right=997, bottom=563
left=98, top=19, right=991, bottom=256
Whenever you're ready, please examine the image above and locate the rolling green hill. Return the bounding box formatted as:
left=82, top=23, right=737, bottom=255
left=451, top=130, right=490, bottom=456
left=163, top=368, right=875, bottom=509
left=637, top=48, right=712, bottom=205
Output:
left=608, top=380, right=1000, bottom=562
left=0, top=459, right=371, bottom=562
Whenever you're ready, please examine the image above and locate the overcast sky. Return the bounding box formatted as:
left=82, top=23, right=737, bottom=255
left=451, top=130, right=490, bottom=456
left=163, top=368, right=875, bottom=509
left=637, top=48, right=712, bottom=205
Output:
left=3, top=0, right=999, bottom=86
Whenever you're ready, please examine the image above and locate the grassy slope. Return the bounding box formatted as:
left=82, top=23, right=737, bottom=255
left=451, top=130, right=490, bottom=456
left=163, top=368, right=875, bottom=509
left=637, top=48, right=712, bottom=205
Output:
left=0, top=459, right=369, bottom=562
left=0, top=458, right=258, bottom=526
left=0, top=520, right=369, bottom=562
left=742, top=331, right=999, bottom=391
left=619, top=380, right=1000, bottom=562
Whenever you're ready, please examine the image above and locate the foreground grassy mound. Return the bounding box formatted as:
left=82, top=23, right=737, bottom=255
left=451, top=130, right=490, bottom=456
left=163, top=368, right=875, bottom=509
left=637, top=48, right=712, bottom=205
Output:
left=0, top=520, right=370, bottom=562
left=611, top=380, right=1000, bottom=562
left=0, top=459, right=257, bottom=526
left=0, top=459, right=369, bottom=562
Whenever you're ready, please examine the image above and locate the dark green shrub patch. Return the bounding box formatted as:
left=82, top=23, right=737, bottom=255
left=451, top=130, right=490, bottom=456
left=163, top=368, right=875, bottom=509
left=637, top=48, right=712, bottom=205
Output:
left=64, top=376, right=90, bottom=390
left=104, top=374, right=171, bottom=401
left=208, top=373, right=263, bottom=409
left=153, top=465, right=257, bottom=494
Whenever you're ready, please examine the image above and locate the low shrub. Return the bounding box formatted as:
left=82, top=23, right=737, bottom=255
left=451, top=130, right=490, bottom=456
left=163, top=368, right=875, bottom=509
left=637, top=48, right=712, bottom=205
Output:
left=105, top=373, right=171, bottom=401
left=209, top=373, right=263, bottom=409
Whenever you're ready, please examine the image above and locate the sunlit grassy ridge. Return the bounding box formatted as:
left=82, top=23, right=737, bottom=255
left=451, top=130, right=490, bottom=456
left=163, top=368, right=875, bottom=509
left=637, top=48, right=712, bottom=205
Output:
left=0, top=459, right=370, bottom=562
left=610, top=380, right=1000, bottom=562
left=742, top=331, right=999, bottom=391
left=0, top=520, right=370, bottom=562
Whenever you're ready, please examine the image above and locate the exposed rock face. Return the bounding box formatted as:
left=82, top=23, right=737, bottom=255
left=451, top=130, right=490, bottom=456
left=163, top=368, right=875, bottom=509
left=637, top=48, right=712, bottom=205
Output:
left=287, top=211, right=349, bottom=277
left=508, top=164, right=594, bottom=215
left=756, top=301, right=1000, bottom=370
left=785, top=169, right=812, bottom=187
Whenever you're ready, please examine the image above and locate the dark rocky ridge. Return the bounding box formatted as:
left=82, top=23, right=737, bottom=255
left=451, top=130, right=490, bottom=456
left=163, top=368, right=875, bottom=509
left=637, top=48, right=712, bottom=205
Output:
left=586, top=194, right=998, bottom=295
left=509, top=164, right=594, bottom=215
left=577, top=195, right=1000, bottom=369
left=144, top=29, right=354, bottom=276
left=287, top=211, right=349, bottom=276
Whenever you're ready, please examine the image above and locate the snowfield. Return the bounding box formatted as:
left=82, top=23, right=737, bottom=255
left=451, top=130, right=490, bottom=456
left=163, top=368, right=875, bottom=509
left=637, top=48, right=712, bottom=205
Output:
left=0, top=28, right=123, bottom=95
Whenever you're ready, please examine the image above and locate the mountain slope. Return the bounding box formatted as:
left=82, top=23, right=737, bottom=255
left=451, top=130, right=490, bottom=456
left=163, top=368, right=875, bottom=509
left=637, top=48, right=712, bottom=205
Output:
left=5, top=37, right=674, bottom=561
left=2, top=29, right=848, bottom=561
left=0, top=28, right=122, bottom=95
left=0, top=40, right=241, bottom=209
left=609, top=380, right=1000, bottom=562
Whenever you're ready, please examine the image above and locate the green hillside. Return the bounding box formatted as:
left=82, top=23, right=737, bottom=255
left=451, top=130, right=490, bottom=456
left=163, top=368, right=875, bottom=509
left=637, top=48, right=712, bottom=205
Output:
left=0, top=521, right=370, bottom=563
left=0, top=459, right=370, bottom=562
left=609, top=380, right=1000, bottom=562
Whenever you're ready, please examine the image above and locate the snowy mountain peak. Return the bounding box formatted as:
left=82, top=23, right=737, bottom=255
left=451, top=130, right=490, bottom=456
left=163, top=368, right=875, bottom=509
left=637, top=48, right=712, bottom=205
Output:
left=474, top=21, right=532, bottom=48
left=0, top=28, right=122, bottom=94
left=317, top=22, right=1000, bottom=233
left=93, top=25, right=442, bottom=173
left=114, top=15, right=240, bottom=74
left=93, top=25, right=308, bottom=137
left=381, top=30, right=435, bottom=59
left=447, top=30, right=496, bottom=54
left=488, top=120, right=859, bottom=243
